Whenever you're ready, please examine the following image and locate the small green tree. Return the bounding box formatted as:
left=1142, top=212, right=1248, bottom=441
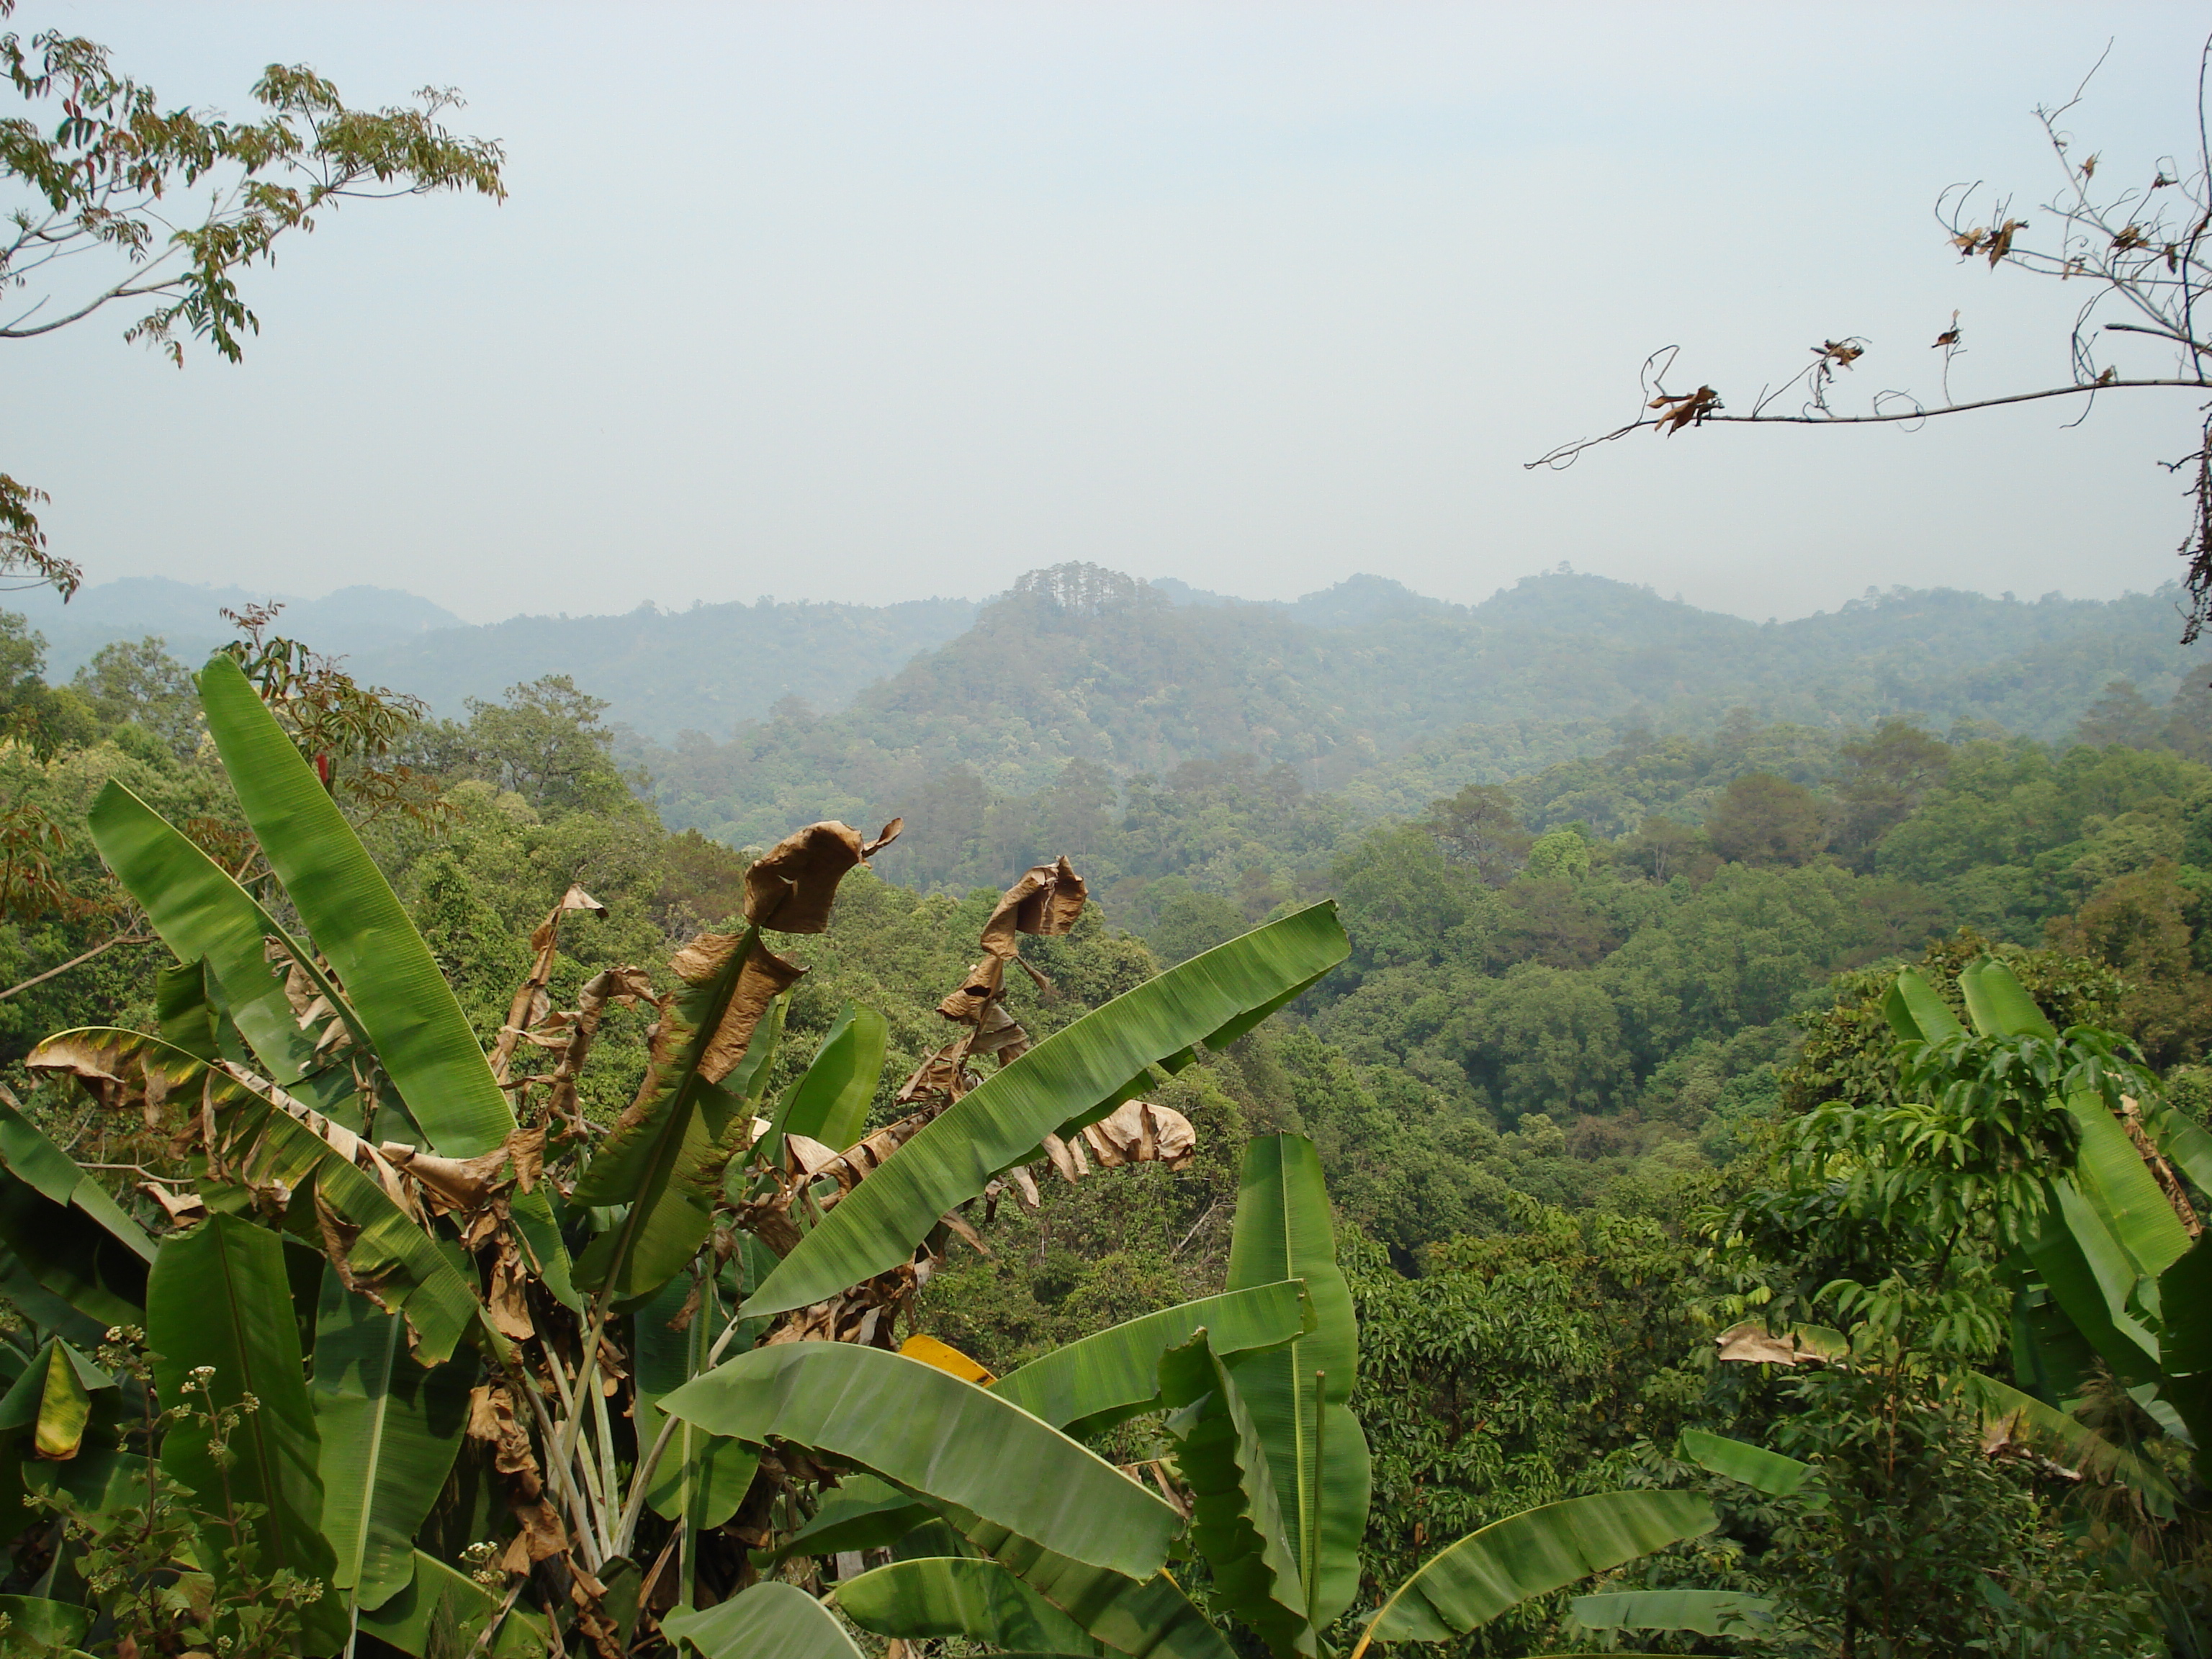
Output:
left=0, top=1, right=506, bottom=590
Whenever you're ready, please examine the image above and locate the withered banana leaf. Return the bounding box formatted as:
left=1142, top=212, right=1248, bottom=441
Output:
left=27, top=1028, right=480, bottom=1364
left=746, top=904, right=1348, bottom=1321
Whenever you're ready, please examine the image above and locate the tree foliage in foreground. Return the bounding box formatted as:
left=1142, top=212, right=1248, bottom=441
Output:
left=0, top=655, right=1725, bottom=1658
left=0, top=1, right=506, bottom=593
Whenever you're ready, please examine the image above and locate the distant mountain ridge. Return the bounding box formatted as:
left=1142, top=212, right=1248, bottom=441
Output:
left=22, top=570, right=2200, bottom=838
left=14, top=577, right=464, bottom=677
left=347, top=595, right=981, bottom=738
left=631, top=563, right=2211, bottom=849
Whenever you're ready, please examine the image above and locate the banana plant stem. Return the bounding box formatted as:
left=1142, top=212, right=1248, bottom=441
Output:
left=1307, top=1367, right=1326, bottom=1629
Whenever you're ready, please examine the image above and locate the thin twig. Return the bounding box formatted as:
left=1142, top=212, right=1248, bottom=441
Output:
left=1529, top=377, right=2212, bottom=469
left=613, top=1412, right=683, bottom=1559
left=1172, top=1200, right=1220, bottom=1259
left=465, top=1576, right=528, bottom=1659
left=0, top=929, right=150, bottom=1001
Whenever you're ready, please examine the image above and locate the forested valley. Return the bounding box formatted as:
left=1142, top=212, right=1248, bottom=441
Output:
left=4, top=567, right=2212, bottom=1655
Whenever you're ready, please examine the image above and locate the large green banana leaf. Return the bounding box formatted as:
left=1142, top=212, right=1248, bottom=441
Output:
left=764, top=1473, right=932, bottom=1564
left=1220, top=1134, right=1369, bottom=1629
left=2148, top=1100, right=2212, bottom=1201
left=0, top=1595, right=91, bottom=1655
left=29, top=1028, right=481, bottom=1364
left=1570, top=1589, right=1776, bottom=1638
left=147, top=1213, right=346, bottom=1653
left=0, top=1091, right=153, bottom=1343
left=1160, top=1334, right=1312, bottom=1657
left=660, top=1341, right=1177, bottom=1581
left=88, top=781, right=356, bottom=1115
left=357, top=1550, right=549, bottom=1658
left=765, top=1002, right=886, bottom=1163
left=2010, top=1276, right=2103, bottom=1404
left=2066, top=1090, right=2192, bottom=1292
left=663, top=1354, right=1238, bottom=1659
left=2161, top=1232, right=2212, bottom=1375
left=1883, top=967, right=1966, bottom=1043
left=0, top=1167, right=148, bottom=1341
left=1956, top=958, right=2056, bottom=1039
left=195, top=655, right=575, bottom=1300
left=1354, top=1491, right=1718, bottom=1650
left=0, top=1093, right=154, bottom=1262
left=0, top=1338, right=107, bottom=1460
left=572, top=927, right=772, bottom=1301
left=662, top=1581, right=863, bottom=1659
left=197, top=653, right=517, bottom=1157
left=924, top=1510, right=1236, bottom=1659
left=836, top=1556, right=1095, bottom=1652
left=745, top=904, right=1349, bottom=1320
left=632, top=1271, right=758, bottom=1530
left=1948, top=956, right=2192, bottom=1328
left=2025, top=1178, right=2165, bottom=1384
left=311, top=1271, right=472, bottom=1611
left=1678, top=1429, right=1814, bottom=1497
left=1966, top=1372, right=2180, bottom=1518
left=992, top=1280, right=1311, bottom=1436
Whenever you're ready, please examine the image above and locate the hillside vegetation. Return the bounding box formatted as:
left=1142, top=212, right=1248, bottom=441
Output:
left=635, top=562, right=2209, bottom=852
left=2, top=589, right=2210, bottom=1653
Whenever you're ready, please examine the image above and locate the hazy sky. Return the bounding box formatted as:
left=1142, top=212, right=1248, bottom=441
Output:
left=9, top=2, right=2211, bottom=624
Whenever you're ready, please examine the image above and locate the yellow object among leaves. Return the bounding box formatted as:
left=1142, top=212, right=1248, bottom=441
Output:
left=899, top=1333, right=996, bottom=1385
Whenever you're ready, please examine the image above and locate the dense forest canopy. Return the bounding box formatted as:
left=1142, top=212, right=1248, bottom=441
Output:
left=1, top=569, right=2210, bottom=1651
left=627, top=563, right=2211, bottom=850
left=16, top=3, right=2212, bottom=1651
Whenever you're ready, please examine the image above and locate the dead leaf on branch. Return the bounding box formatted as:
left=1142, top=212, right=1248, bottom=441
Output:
left=467, top=1382, right=569, bottom=1570
left=493, top=884, right=606, bottom=1084
left=140, top=1182, right=207, bottom=1224
left=761, top=1242, right=937, bottom=1350
left=1932, top=311, right=1961, bottom=349
left=1813, top=339, right=1864, bottom=369
left=941, top=856, right=1088, bottom=1025
left=1080, top=1100, right=1196, bottom=1171
left=742, top=819, right=901, bottom=935
left=2113, top=224, right=2151, bottom=253
left=1985, top=217, right=2027, bottom=266
left=534, top=964, right=655, bottom=1133
left=1649, top=385, right=1720, bottom=436
left=662, top=931, right=806, bottom=1086
left=379, top=1125, right=547, bottom=1218
left=1715, top=1321, right=1850, bottom=1367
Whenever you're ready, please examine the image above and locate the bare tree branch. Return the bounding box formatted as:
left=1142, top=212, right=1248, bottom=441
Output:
left=1534, top=34, right=2212, bottom=643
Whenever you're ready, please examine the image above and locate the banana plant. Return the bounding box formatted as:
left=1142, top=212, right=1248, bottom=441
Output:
left=662, top=1135, right=1718, bottom=1659
left=1609, top=958, right=2212, bottom=1648
left=0, top=651, right=1362, bottom=1658
left=1886, top=958, right=2212, bottom=1482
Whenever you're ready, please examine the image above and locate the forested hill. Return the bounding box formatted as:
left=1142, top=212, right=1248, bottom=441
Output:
left=633, top=562, right=2209, bottom=850
left=348, top=593, right=981, bottom=739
